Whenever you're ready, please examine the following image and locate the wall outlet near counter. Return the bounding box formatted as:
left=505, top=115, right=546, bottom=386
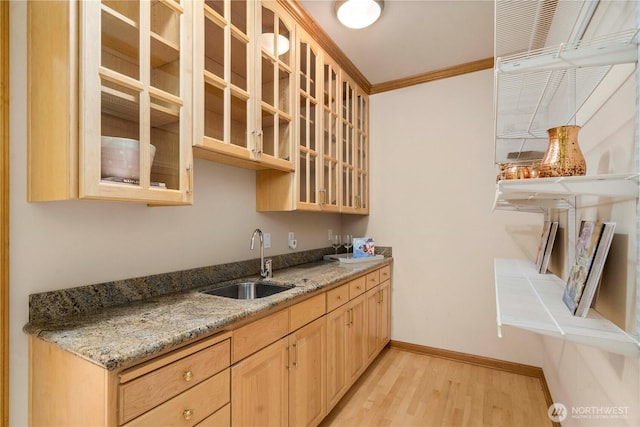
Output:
left=263, top=232, right=271, bottom=248
left=288, top=232, right=297, bottom=249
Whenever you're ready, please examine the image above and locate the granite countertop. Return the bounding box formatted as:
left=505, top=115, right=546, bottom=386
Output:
left=24, top=257, right=392, bottom=371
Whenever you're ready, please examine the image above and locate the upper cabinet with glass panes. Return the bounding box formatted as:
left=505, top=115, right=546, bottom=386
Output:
left=28, top=0, right=194, bottom=205
left=193, top=0, right=295, bottom=172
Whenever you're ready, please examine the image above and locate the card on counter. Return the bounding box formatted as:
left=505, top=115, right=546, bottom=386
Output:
left=353, top=237, right=375, bottom=258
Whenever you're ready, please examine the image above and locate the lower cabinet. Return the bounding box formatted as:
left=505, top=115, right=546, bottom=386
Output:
left=28, top=332, right=233, bottom=427
left=326, top=292, right=367, bottom=412
left=366, top=279, right=391, bottom=364
left=289, top=317, right=327, bottom=427
left=231, top=313, right=327, bottom=427
left=346, top=294, right=367, bottom=385
left=326, top=301, right=349, bottom=410
left=28, top=265, right=391, bottom=427
left=231, top=337, right=290, bottom=427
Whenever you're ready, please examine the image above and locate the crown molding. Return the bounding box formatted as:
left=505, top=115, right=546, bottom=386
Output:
left=370, top=57, right=495, bottom=94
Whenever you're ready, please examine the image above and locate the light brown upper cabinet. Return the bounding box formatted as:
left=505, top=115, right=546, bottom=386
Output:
left=255, top=26, right=329, bottom=212
left=340, top=75, right=369, bottom=214
left=28, top=0, right=194, bottom=205
left=320, top=55, right=342, bottom=213
left=256, top=43, right=369, bottom=214
left=194, top=0, right=294, bottom=172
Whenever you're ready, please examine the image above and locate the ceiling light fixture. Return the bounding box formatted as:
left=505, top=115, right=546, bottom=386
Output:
left=335, top=0, right=384, bottom=29
left=261, top=33, right=290, bottom=56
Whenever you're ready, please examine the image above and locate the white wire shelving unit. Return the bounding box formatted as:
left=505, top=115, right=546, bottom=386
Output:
left=494, top=173, right=640, bottom=212
left=494, top=1, right=639, bottom=164
left=495, top=258, right=640, bottom=357
left=493, top=0, right=640, bottom=355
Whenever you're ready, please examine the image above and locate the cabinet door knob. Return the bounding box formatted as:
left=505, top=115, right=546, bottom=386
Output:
left=183, top=370, right=194, bottom=382
left=183, top=409, right=194, bottom=420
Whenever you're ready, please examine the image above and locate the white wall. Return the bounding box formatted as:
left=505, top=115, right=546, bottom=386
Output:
left=344, top=69, right=545, bottom=364
left=8, top=2, right=340, bottom=425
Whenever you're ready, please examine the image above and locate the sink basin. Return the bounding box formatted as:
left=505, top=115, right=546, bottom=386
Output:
left=200, top=281, right=294, bottom=299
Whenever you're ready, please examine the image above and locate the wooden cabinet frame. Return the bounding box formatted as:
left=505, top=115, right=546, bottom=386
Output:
left=194, top=0, right=295, bottom=173
left=27, top=0, right=194, bottom=205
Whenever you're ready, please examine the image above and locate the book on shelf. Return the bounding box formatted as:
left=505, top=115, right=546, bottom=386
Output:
left=562, top=221, right=615, bottom=316
left=535, top=221, right=559, bottom=274
left=575, top=223, right=615, bottom=317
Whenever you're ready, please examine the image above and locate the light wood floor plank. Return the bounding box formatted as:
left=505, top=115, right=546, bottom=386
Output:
left=321, top=348, right=553, bottom=427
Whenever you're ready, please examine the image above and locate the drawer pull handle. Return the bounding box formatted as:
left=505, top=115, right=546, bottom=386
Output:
left=338, top=295, right=342, bottom=300
left=356, top=286, right=361, bottom=290
left=183, top=370, right=194, bottom=382
left=183, top=409, right=194, bottom=420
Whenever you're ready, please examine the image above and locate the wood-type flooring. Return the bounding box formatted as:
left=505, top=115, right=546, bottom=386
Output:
left=321, top=347, right=554, bottom=427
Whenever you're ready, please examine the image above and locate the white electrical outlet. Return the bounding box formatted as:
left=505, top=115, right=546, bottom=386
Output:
left=328, top=229, right=333, bottom=241
left=263, top=232, right=271, bottom=248
left=288, top=232, right=297, bottom=250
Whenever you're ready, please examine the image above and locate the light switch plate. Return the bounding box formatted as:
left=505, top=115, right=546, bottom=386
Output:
left=263, top=232, right=271, bottom=248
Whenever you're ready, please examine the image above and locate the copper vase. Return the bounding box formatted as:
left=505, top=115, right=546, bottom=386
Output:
left=538, top=125, right=586, bottom=177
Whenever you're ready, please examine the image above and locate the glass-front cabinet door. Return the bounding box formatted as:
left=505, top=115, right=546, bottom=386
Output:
left=258, top=1, right=294, bottom=171
left=339, top=73, right=369, bottom=214
left=194, top=0, right=253, bottom=162
left=194, top=0, right=293, bottom=172
left=340, top=76, right=356, bottom=212
left=353, top=90, right=369, bottom=214
left=80, top=0, right=193, bottom=204
left=296, top=27, right=321, bottom=210
left=321, top=55, right=341, bottom=212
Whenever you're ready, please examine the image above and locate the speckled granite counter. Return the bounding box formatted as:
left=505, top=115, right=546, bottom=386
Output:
left=24, top=249, right=392, bottom=371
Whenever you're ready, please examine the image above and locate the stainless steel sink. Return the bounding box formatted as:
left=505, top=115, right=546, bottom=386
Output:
left=200, top=281, right=294, bottom=299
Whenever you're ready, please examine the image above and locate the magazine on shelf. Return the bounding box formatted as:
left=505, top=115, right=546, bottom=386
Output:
left=575, top=223, right=616, bottom=317
left=535, top=221, right=559, bottom=273
left=562, top=221, right=608, bottom=315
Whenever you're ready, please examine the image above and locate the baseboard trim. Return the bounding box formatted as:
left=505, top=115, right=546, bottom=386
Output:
left=390, top=340, right=541, bottom=377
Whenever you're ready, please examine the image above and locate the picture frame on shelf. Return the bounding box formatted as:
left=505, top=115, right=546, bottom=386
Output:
left=535, top=221, right=559, bottom=274
left=562, top=221, right=615, bottom=316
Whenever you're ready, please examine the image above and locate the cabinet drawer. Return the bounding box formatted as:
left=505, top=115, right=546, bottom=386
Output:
left=232, top=309, right=289, bottom=363
left=119, top=339, right=230, bottom=424
left=366, top=270, right=380, bottom=290
left=379, top=265, right=391, bottom=283
left=326, top=284, right=349, bottom=312
left=123, top=369, right=230, bottom=427
left=195, top=403, right=230, bottom=427
left=290, top=293, right=326, bottom=332
left=349, top=276, right=367, bottom=299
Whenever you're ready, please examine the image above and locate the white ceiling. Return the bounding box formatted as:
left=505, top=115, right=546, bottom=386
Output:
left=298, top=0, right=495, bottom=85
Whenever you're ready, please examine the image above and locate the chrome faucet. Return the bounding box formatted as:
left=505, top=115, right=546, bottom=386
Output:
left=250, top=228, right=273, bottom=279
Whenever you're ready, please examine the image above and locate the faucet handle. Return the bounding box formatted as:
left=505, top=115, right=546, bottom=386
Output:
left=263, top=259, right=273, bottom=279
